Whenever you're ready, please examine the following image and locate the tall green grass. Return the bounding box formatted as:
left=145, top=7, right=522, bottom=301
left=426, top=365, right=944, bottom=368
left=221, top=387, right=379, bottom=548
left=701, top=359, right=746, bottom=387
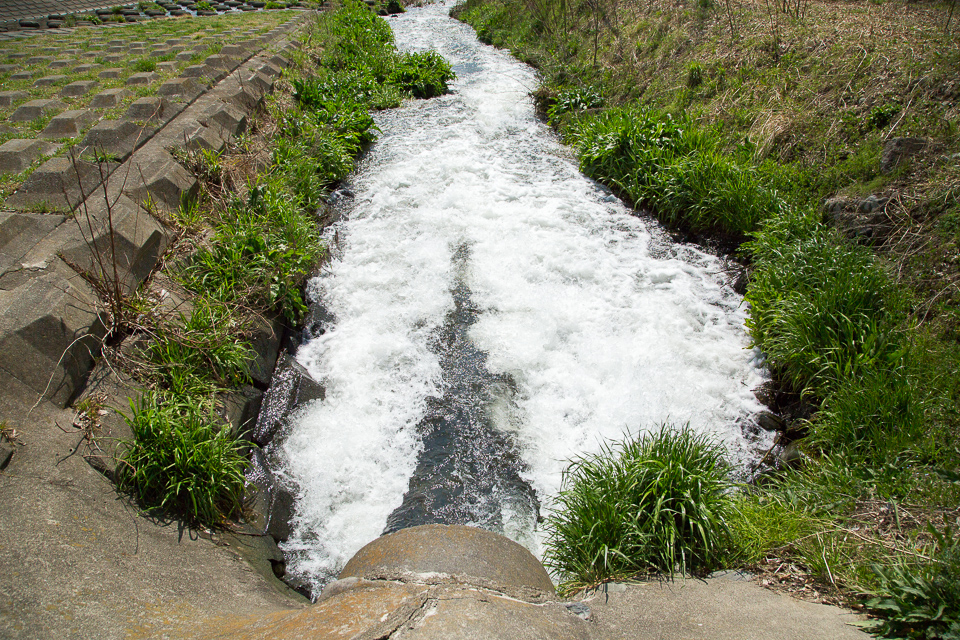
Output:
left=117, top=392, right=246, bottom=526
left=544, top=424, right=735, bottom=593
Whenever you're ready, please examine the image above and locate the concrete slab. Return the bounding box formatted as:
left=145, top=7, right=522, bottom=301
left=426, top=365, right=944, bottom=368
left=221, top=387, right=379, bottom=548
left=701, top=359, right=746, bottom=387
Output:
left=5, top=155, right=114, bottom=211
left=0, top=90, right=28, bottom=107
left=98, top=68, right=123, bottom=79
left=33, top=73, right=67, bottom=86
left=78, top=119, right=154, bottom=163
left=60, top=80, right=99, bottom=97
left=576, top=577, right=869, bottom=640
left=123, top=96, right=182, bottom=123
left=125, top=71, right=159, bottom=86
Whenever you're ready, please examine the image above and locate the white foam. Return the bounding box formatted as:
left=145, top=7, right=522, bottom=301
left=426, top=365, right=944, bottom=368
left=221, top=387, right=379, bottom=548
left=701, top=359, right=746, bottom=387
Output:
left=278, top=4, right=770, bottom=590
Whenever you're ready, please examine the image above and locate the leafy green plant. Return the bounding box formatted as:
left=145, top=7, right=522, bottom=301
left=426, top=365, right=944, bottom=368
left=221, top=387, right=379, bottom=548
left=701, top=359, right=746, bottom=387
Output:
left=544, top=424, right=735, bottom=593
left=132, top=58, right=157, bottom=73
left=117, top=391, right=246, bottom=527
left=546, top=85, right=604, bottom=124
left=195, top=1, right=215, bottom=10
left=865, top=525, right=960, bottom=639
left=389, top=51, right=456, bottom=98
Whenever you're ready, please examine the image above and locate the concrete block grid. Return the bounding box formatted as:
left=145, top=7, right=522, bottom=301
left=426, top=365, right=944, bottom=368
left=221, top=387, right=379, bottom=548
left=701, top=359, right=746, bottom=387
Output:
left=0, top=0, right=305, bottom=30
left=0, top=12, right=307, bottom=412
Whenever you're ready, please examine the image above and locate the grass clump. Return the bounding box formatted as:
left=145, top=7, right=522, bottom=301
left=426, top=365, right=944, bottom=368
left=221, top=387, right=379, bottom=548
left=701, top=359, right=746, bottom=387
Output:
left=544, top=424, right=734, bottom=594
left=117, top=392, right=246, bottom=527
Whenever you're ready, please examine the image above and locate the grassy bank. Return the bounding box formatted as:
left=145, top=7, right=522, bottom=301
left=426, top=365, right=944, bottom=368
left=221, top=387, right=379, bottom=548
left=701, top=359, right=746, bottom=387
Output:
left=113, top=0, right=454, bottom=528
left=452, top=0, right=960, bottom=632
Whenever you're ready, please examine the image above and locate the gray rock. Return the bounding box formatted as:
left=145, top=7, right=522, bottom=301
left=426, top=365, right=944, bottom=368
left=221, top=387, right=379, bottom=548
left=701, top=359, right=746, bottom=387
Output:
left=250, top=352, right=324, bottom=448
left=10, top=100, right=65, bottom=122
left=0, top=139, right=60, bottom=174
left=0, top=90, right=28, bottom=107
left=89, top=88, right=134, bottom=109
left=219, top=385, right=264, bottom=439
left=0, top=441, right=13, bottom=470
left=39, top=109, right=98, bottom=139
left=858, top=194, right=887, bottom=213
left=880, top=137, right=929, bottom=174
left=60, top=80, right=99, bottom=98
left=249, top=314, right=285, bottom=386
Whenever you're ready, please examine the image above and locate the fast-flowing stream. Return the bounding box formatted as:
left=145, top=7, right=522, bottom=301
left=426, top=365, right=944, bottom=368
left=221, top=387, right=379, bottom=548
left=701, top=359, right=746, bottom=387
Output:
left=273, top=3, right=771, bottom=595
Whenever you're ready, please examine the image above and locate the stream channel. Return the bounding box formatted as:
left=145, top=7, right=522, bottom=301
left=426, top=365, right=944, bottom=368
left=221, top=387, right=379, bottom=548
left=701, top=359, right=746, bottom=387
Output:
left=260, top=3, right=772, bottom=596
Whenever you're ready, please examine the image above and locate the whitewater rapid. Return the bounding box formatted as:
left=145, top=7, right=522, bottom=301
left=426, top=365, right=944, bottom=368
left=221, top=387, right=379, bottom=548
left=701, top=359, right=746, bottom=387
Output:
left=274, top=3, right=771, bottom=594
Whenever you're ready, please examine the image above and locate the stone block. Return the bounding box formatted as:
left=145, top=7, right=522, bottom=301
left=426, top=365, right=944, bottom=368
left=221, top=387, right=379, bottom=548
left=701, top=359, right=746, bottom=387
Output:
left=98, top=68, right=122, bottom=79
left=203, top=54, right=239, bottom=73
left=156, top=61, right=179, bottom=74
left=39, top=109, right=98, bottom=140
left=171, top=120, right=226, bottom=153
left=89, top=88, right=133, bottom=109
left=0, top=90, right=28, bottom=107
left=77, top=119, right=154, bottom=163
left=104, top=54, right=124, bottom=64
left=249, top=314, right=285, bottom=386
left=0, top=139, right=60, bottom=174
left=250, top=352, right=324, bottom=448
left=122, top=149, right=198, bottom=213
left=0, top=256, right=107, bottom=407
left=10, top=99, right=65, bottom=122
left=123, top=96, right=181, bottom=123
left=54, top=193, right=170, bottom=293
left=10, top=72, right=36, bottom=81
left=75, top=360, right=138, bottom=480
left=49, top=58, right=75, bottom=69
left=0, top=65, right=19, bottom=74
left=174, top=51, right=194, bottom=62
left=218, top=76, right=264, bottom=112
left=219, top=43, right=249, bottom=58
left=33, top=74, right=67, bottom=86
left=198, top=101, right=247, bottom=138
left=0, top=211, right=66, bottom=275
left=180, top=64, right=210, bottom=78
left=156, top=76, right=203, bottom=100
left=240, top=69, right=273, bottom=94
left=60, top=80, right=98, bottom=97
left=72, top=64, right=103, bottom=74
left=125, top=72, right=159, bottom=86
left=26, top=55, right=52, bottom=64
left=6, top=156, right=114, bottom=212
left=219, top=385, right=264, bottom=439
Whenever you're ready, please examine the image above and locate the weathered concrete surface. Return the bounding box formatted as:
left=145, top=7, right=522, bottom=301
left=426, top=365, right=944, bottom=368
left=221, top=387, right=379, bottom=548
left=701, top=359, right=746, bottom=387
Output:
left=575, top=574, right=869, bottom=640
left=186, top=582, right=596, bottom=640
left=340, top=524, right=556, bottom=600
left=0, top=379, right=301, bottom=640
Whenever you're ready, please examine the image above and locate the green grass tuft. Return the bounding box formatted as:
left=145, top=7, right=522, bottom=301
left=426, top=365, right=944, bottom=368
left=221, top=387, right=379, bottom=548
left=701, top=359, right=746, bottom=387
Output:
left=544, top=424, right=735, bottom=594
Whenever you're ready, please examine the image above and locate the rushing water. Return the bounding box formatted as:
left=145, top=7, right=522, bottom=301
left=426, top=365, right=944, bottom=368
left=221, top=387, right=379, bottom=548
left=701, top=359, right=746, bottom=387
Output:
left=273, top=3, right=771, bottom=595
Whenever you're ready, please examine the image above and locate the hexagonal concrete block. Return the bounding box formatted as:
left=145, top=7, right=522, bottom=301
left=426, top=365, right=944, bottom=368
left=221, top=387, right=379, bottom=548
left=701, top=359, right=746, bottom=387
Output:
left=60, top=80, right=99, bottom=98
left=55, top=193, right=171, bottom=294
left=39, top=109, right=98, bottom=140
left=197, top=101, right=247, bottom=139
left=77, top=119, right=155, bottom=163
left=125, top=72, right=159, bottom=86
left=156, top=77, right=203, bottom=100
left=0, top=139, right=61, bottom=174
left=0, top=90, right=29, bottom=107
left=9, top=99, right=65, bottom=122
left=123, top=149, right=198, bottom=213
left=123, top=97, right=182, bottom=123
left=6, top=156, right=114, bottom=212
left=89, top=88, right=134, bottom=109
left=34, top=74, right=68, bottom=87
left=0, top=257, right=107, bottom=407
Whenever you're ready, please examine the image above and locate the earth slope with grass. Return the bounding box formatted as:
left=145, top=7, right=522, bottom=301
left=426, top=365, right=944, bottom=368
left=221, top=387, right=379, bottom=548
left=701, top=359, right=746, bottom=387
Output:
left=452, top=0, right=960, bottom=636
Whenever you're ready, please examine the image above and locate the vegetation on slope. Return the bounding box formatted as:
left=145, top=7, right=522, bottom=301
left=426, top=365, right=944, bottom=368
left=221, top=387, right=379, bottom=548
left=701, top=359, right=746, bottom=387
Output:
left=116, top=0, right=454, bottom=528
left=453, top=0, right=960, bottom=632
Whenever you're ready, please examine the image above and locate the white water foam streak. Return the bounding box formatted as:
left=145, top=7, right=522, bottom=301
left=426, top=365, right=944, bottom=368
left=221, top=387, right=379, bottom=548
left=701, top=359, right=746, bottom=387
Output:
left=278, top=4, right=771, bottom=591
